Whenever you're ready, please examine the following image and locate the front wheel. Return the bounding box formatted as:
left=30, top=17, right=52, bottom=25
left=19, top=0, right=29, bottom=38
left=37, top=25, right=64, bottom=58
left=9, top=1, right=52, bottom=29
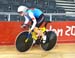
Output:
left=16, top=31, right=33, bottom=52
left=41, top=31, right=57, bottom=51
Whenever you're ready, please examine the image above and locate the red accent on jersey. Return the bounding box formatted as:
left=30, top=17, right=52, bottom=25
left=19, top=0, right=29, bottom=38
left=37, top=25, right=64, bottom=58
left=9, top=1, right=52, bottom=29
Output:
left=32, top=18, right=35, bottom=20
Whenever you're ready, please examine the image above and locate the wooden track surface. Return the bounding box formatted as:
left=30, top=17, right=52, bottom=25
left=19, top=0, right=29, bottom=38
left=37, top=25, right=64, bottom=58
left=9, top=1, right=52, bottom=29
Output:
left=0, top=44, right=75, bottom=58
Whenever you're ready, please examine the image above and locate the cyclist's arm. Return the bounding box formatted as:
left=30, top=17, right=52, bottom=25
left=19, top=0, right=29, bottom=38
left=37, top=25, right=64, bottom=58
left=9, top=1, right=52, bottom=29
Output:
left=29, top=12, right=37, bottom=31
left=24, top=16, right=29, bottom=24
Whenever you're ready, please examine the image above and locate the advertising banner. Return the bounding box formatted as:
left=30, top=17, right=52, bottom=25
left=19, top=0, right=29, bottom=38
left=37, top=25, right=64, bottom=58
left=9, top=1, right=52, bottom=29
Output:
left=46, top=21, right=75, bottom=43
left=0, top=21, right=75, bottom=45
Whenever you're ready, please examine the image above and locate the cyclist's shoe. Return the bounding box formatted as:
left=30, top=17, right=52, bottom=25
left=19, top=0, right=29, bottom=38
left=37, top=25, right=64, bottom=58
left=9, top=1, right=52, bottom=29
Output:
left=42, top=35, right=47, bottom=43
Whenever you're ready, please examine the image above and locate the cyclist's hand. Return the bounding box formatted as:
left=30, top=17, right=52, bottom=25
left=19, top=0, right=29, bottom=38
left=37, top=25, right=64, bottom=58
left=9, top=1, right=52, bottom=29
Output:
left=29, top=29, right=32, bottom=33
left=21, top=24, right=26, bottom=28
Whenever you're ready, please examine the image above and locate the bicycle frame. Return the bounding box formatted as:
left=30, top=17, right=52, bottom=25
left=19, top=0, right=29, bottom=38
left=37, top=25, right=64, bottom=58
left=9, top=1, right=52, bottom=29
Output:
left=32, top=27, right=46, bottom=40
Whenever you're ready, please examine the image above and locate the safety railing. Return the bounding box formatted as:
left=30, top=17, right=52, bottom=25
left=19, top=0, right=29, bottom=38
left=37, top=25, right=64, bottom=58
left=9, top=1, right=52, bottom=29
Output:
left=0, top=12, right=75, bottom=21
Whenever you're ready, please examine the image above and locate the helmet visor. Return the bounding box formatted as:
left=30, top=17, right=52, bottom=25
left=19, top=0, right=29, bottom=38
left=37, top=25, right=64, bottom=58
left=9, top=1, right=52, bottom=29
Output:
left=18, top=11, right=23, bottom=14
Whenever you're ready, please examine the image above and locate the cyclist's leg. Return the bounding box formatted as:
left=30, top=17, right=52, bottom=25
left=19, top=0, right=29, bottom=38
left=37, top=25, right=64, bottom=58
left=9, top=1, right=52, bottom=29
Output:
left=34, top=14, right=44, bottom=33
left=34, top=14, right=46, bottom=40
left=33, top=14, right=45, bottom=45
left=36, top=14, right=47, bottom=43
left=36, top=14, right=44, bottom=27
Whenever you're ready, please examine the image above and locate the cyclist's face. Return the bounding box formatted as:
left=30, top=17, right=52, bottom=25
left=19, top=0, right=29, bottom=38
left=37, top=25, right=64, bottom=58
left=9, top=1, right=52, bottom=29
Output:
left=18, top=12, right=24, bottom=16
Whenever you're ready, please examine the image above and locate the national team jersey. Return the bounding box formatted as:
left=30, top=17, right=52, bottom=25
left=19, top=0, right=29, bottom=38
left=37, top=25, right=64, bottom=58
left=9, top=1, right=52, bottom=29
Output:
left=26, top=8, right=43, bottom=18
left=23, top=8, right=44, bottom=31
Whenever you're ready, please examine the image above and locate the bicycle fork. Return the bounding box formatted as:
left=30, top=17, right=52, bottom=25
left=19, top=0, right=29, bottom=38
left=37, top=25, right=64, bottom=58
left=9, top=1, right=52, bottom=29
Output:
left=25, top=33, right=31, bottom=43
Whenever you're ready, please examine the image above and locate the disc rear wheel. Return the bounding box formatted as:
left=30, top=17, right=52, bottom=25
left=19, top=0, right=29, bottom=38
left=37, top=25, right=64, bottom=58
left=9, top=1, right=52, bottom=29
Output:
left=41, top=31, right=57, bottom=51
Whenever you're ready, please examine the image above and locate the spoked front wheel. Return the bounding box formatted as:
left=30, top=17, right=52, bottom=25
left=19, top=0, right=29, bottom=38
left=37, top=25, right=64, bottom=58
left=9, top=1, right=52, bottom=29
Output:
left=41, top=31, right=57, bottom=51
left=16, top=31, right=33, bottom=52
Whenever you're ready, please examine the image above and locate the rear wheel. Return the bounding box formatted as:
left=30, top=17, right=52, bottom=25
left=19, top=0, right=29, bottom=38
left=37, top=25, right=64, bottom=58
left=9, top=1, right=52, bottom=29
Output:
left=41, top=31, right=57, bottom=51
left=16, top=31, right=33, bottom=52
